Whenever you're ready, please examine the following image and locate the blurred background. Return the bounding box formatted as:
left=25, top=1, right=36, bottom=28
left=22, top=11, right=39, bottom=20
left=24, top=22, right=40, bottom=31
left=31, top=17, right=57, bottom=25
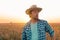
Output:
left=0, top=0, right=60, bottom=40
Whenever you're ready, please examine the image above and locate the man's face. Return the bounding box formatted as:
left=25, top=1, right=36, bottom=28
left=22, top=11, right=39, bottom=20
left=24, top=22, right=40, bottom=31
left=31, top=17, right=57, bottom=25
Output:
left=30, top=9, right=39, bottom=20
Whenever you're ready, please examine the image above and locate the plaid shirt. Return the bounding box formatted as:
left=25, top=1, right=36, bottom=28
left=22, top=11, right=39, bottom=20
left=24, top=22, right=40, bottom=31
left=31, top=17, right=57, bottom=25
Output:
left=22, top=19, right=54, bottom=40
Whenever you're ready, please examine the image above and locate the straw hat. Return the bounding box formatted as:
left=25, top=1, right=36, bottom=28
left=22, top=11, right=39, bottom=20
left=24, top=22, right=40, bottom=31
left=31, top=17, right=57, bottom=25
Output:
left=26, top=5, right=42, bottom=15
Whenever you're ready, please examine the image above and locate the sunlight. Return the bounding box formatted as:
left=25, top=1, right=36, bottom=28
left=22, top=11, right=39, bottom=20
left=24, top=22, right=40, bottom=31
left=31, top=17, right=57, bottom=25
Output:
left=0, top=0, right=60, bottom=23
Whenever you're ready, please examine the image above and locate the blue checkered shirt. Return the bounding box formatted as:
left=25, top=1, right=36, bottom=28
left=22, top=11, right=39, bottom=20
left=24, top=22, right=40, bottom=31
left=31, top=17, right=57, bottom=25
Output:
left=22, top=19, right=54, bottom=40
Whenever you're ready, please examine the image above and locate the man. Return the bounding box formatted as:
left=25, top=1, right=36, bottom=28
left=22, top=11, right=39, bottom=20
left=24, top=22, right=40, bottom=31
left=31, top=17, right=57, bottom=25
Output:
left=22, top=5, right=55, bottom=40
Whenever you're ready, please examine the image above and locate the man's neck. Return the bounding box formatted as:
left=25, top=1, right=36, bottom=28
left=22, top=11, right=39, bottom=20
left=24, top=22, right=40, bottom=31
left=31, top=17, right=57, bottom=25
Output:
left=30, top=18, right=38, bottom=24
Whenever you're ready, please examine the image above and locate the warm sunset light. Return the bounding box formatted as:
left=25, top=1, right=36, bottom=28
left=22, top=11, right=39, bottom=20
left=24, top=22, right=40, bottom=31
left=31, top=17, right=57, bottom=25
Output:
left=0, top=0, right=60, bottom=23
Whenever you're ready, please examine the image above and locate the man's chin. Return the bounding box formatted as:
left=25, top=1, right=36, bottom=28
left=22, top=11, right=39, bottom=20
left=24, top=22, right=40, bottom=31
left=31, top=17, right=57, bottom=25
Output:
left=34, top=18, right=38, bottom=20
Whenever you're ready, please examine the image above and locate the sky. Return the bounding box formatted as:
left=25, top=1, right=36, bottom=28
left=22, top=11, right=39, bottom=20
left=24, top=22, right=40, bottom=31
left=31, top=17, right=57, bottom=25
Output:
left=0, top=0, right=60, bottom=23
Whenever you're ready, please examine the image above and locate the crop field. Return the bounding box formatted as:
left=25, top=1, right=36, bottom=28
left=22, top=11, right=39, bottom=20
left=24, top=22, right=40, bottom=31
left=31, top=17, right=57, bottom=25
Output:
left=0, top=23, right=60, bottom=40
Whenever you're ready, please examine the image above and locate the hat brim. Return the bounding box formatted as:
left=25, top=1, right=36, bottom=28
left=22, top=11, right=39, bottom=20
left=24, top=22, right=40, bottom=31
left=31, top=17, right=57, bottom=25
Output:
left=26, top=8, right=42, bottom=15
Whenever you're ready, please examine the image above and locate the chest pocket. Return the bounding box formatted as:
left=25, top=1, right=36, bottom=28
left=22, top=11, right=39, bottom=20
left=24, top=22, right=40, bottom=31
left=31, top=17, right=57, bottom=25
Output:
left=38, top=24, right=45, bottom=31
left=38, top=25, right=46, bottom=36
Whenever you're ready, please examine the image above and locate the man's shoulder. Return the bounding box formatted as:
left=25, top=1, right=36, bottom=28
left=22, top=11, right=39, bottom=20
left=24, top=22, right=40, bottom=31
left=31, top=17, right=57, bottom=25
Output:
left=38, top=19, right=47, bottom=23
left=23, top=19, right=48, bottom=28
left=23, top=21, right=30, bottom=29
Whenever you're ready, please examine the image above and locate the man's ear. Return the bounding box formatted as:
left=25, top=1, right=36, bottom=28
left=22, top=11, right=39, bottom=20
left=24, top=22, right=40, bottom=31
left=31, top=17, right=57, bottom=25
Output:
left=29, top=15, right=31, bottom=18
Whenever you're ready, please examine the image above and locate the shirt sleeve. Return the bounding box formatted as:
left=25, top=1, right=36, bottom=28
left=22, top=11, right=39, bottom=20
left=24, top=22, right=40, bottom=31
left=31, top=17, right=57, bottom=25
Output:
left=22, top=27, right=27, bottom=40
left=45, top=21, right=54, bottom=37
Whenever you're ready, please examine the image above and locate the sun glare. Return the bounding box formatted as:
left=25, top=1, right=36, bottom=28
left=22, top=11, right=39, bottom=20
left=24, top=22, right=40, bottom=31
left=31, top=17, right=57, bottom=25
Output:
left=0, top=0, right=60, bottom=23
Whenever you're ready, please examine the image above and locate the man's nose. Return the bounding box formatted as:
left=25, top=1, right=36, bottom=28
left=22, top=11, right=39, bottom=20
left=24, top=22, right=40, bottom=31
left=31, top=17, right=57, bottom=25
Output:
left=36, top=14, right=38, bottom=16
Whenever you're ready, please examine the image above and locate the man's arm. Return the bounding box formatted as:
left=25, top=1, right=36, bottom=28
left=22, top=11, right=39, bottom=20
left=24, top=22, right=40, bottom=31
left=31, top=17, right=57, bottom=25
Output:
left=22, top=27, right=27, bottom=40
left=51, top=32, right=56, bottom=40
left=45, top=21, right=55, bottom=40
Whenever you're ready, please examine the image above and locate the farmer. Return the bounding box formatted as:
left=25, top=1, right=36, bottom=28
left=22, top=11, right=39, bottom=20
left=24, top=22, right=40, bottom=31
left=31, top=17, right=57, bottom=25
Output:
left=22, top=5, right=55, bottom=40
